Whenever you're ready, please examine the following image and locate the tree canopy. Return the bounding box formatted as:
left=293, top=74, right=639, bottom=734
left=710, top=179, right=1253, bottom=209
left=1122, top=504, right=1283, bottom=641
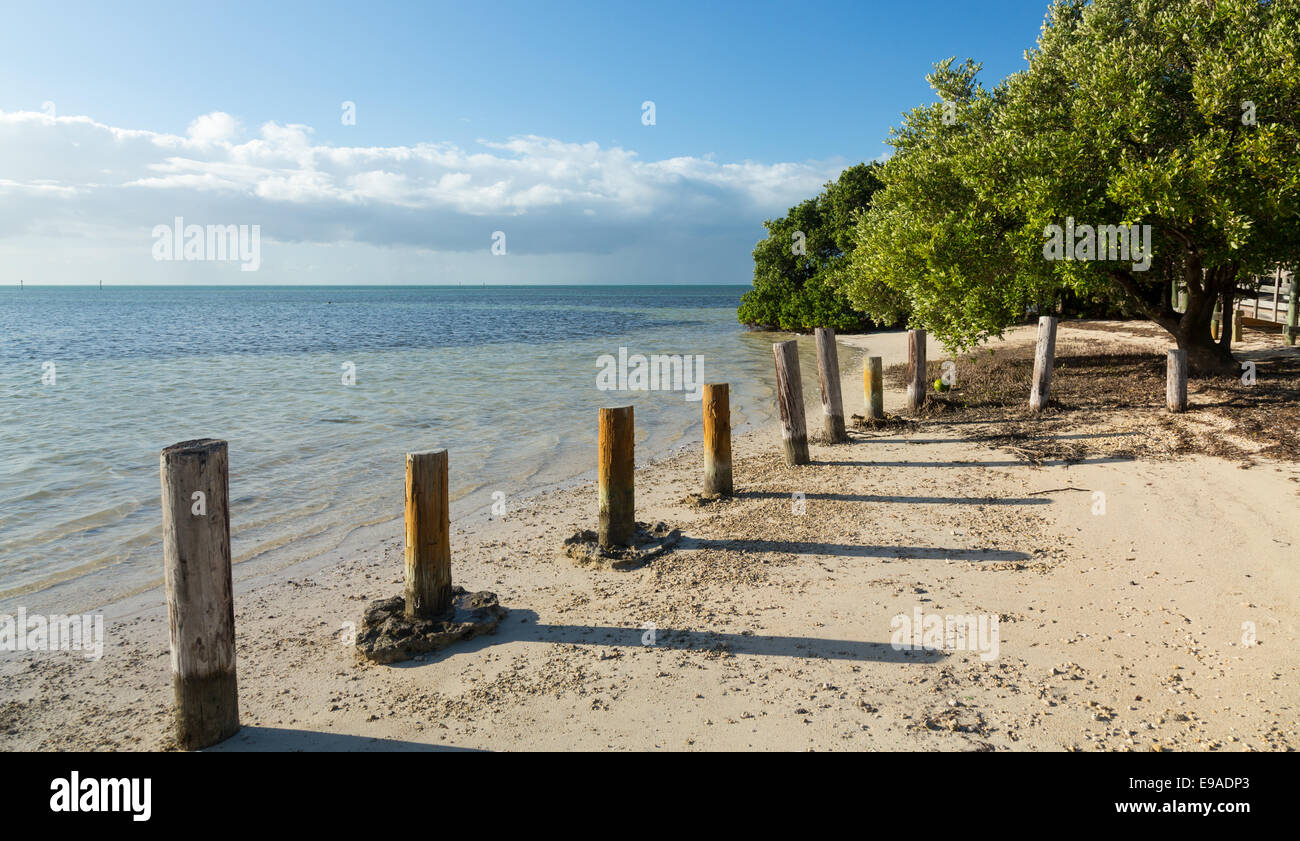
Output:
left=843, top=0, right=1300, bottom=373
left=738, top=162, right=887, bottom=332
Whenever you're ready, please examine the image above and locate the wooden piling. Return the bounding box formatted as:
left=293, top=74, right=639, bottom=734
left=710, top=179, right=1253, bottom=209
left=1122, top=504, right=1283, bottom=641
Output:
left=1232, top=309, right=1243, bottom=342
left=772, top=340, right=810, bottom=465
left=863, top=356, right=884, bottom=420
left=1286, top=274, right=1298, bottom=347
left=814, top=328, right=847, bottom=443
left=1166, top=349, right=1188, bottom=413
left=598, top=406, right=635, bottom=546
left=404, top=450, right=453, bottom=618
left=1029, top=316, right=1058, bottom=412
left=160, top=438, right=239, bottom=750
left=702, top=383, right=733, bottom=497
left=906, top=330, right=926, bottom=412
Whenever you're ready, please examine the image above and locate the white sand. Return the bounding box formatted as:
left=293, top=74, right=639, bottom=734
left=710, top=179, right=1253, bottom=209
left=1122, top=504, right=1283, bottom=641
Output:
left=2, top=323, right=1296, bottom=751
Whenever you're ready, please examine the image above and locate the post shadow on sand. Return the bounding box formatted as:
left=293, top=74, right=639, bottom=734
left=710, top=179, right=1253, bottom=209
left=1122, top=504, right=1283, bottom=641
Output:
left=389, top=608, right=949, bottom=667
left=732, top=490, right=1050, bottom=505
left=205, top=727, right=486, bottom=752
left=818, top=455, right=1134, bottom=469
left=673, top=535, right=1032, bottom=563
left=859, top=431, right=1141, bottom=445
left=218, top=612, right=954, bottom=748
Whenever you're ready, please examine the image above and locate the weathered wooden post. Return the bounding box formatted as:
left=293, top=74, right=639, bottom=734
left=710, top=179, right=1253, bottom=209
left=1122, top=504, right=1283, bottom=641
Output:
left=598, top=406, right=635, bottom=547
left=814, top=327, right=848, bottom=443
left=352, top=449, right=507, bottom=664
left=906, top=329, right=926, bottom=412
left=772, top=340, right=809, bottom=465
left=160, top=438, right=239, bottom=750
left=1029, top=316, right=1058, bottom=413
left=863, top=356, right=884, bottom=421
left=404, top=449, right=453, bottom=618
left=1166, top=349, right=1188, bottom=413
left=1285, top=273, right=1298, bottom=347
left=702, top=383, right=732, bottom=496
left=1232, top=309, right=1243, bottom=342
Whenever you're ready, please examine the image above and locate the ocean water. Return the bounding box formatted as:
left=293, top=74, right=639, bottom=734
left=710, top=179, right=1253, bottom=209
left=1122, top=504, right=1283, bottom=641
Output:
left=0, top=285, right=793, bottom=612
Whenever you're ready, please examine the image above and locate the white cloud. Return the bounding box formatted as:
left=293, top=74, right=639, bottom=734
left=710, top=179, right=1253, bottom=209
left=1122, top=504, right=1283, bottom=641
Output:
left=0, top=108, right=852, bottom=282
left=186, top=111, right=241, bottom=146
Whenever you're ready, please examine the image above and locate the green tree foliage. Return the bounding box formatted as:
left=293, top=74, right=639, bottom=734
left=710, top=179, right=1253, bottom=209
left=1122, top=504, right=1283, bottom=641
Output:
left=738, top=162, right=887, bottom=331
left=844, top=0, right=1300, bottom=373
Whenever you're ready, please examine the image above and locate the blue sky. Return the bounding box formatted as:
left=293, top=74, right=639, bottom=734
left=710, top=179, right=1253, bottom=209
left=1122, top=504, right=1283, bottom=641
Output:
left=0, top=0, right=1051, bottom=284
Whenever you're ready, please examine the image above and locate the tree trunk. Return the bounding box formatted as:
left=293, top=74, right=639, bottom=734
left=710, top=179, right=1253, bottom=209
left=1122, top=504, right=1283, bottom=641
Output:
left=1175, top=327, right=1237, bottom=375
left=1216, top=286, right=1234, bottom=352
left=1171, top=265, right=1237, bottom=375
left=1111, top=260, right=1238, bottom=377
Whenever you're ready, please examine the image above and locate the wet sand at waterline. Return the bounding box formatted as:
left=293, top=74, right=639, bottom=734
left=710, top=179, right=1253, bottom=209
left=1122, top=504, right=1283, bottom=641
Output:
left=2, top=324, right=1297, bottom=751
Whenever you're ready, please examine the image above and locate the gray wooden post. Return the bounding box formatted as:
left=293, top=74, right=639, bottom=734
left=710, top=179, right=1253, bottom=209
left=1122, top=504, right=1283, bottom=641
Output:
left=1029, top=316, right=1058, bottom=413
left=773, top=340, right=810, bottom=465
left=1166, top=349, right=1188, bottom=413
left=160, top=439, right=239, bottom=750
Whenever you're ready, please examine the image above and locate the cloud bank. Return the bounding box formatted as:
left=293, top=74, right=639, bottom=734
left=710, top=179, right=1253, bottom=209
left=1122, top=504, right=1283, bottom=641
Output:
left=0, top=110, right=850, bottom=283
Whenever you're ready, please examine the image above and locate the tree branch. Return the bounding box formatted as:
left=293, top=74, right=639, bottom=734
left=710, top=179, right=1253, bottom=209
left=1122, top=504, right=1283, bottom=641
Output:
left=1109, top=268, right=1178, bottom=329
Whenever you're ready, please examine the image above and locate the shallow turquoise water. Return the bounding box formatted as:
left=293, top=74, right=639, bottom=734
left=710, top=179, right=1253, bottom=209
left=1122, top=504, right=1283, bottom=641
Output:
left=0, top=285, right=785, bottom=609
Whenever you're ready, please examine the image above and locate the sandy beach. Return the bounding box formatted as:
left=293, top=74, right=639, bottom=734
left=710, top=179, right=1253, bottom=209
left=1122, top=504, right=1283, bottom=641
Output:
left=2, top=322, right=1296, bottom=752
